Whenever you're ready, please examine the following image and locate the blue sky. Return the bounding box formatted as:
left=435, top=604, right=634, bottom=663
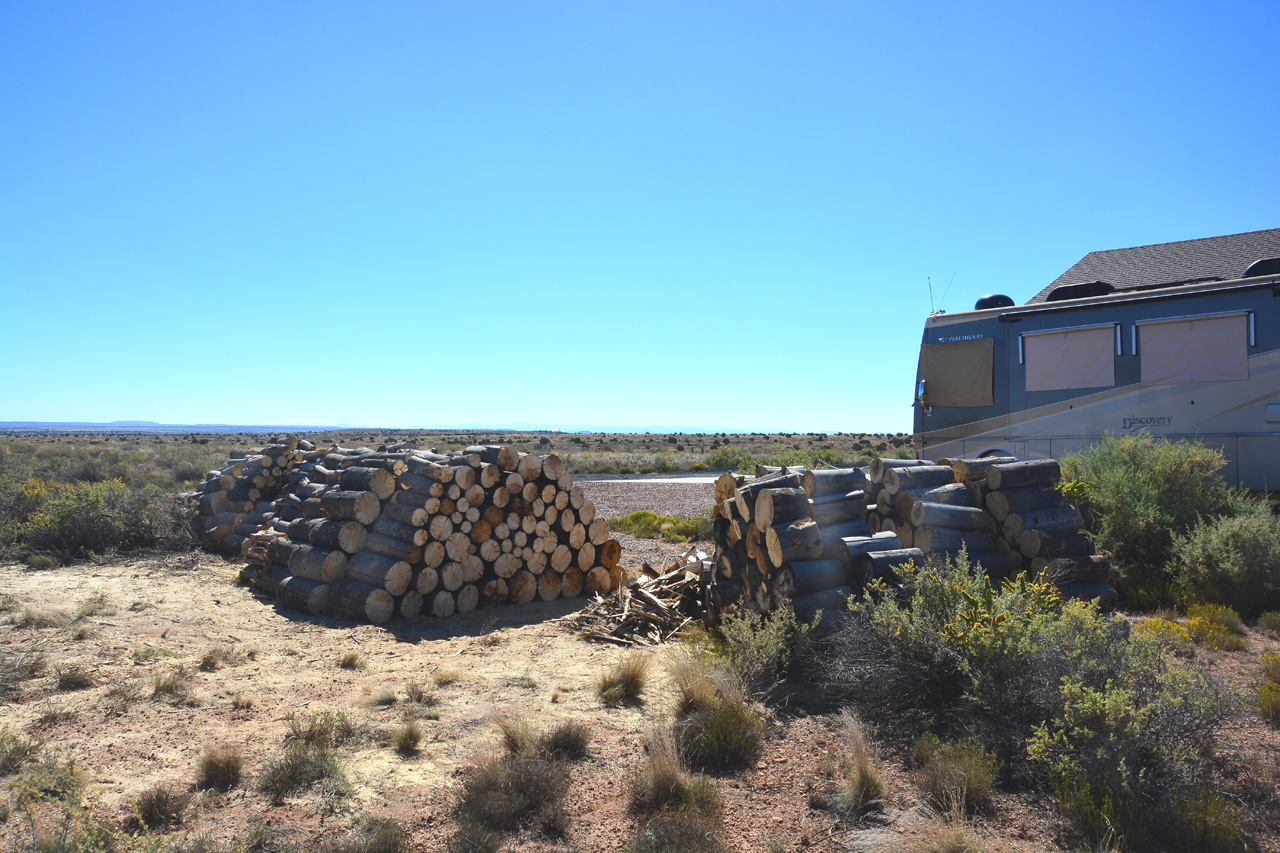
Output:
left=2, top=1, right=1276, bottom=433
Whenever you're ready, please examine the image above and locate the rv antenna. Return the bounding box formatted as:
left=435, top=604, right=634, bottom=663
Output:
left=938, top=271, right=957, bottom=312
left=927, top=276, right=935, bottom=314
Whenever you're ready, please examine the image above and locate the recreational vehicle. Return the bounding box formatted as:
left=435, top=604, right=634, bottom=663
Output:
left=912, top=229, right=1280, bottom=490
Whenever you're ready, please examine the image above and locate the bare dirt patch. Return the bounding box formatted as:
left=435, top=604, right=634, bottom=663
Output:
left=2, top=552, right=1277, bottom=852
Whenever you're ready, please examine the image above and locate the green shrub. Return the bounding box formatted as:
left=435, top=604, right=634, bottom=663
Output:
left=1186, top=603, right=1246, bottom=633
left=1060, top=433, right=1233, bottom=590
left=717, top=603, right=815, bottom=694
left=1261, top=651, right=1280, bottom=684
left=911, top=733, right=1000, bottom=812
left=20, top=478, right=193, bottom=559
left=258, top=741, right=347, bottom=799
left=1257, top=683, right=1280, bottom=724
left=1132, top=618, right=1193, bottom=655
left=0, top=727, right=43, bottom=775
left=1259, top=610, right=1280, bottom=632
left=609, top=509, right=714, bottom=543
left=1187, top=617, right=1247, bottom=651
left=1168, top=788, right=1247, bottom=853
left=673, top=676, right=763, bottom=774
left=1173, top=500, right=1280, bottom=616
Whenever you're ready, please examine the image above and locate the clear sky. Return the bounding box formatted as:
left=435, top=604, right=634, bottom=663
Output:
left=2, top=1, right=1276, bottom=433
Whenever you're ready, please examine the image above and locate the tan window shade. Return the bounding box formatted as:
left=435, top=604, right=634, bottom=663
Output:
left=919, top=339, right=994, bottom=406
left=1024, top=325, right=1116, bottom=392
left=1139, top=313, right=1249, bottom=385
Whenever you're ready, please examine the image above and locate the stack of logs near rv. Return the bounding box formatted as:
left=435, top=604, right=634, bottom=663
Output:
left=188, top=438, right=624, bottom=624
left=705, top=455, right=1115, bottom=623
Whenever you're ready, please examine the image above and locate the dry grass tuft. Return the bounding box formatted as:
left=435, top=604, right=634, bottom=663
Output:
left=199, top=645, right=241, bottom=671
left=370, top=687, right=398, bottom=707
left=317, top=815, right=411, bottom=853
left=433, top=668, right=464, bottom=686
left=17, top=606, right=73, bottom=629
left=152, top=665, right=194, bottom=700
left=405, top=681, right=438, bottom=707
left=128, top=783, right=191, bottom=829
left=599, top=651, right=652, bottom=706
left=393, top=711, right=424, bottom=756
left=197, top=744, right=243, bottom=791
left=628, top=728, right=720, bottom=817
left=832, top=710, right=885, bottom=814
left=673, top=670, right=764, bottom=774
left=911, top=733, right=1001, bottom=813
left=231, top=692, right=254, bottom=710
left=496, top=715, right=591, bottom=762
left=339, top=651, right=367, bottom=670
left=55, top=663, right=94, bottom=691
left=454, top=751, right=569, bottom=835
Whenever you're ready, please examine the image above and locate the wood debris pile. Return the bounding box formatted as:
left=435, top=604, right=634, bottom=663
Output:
left=566, top=548, right=708, bottom=645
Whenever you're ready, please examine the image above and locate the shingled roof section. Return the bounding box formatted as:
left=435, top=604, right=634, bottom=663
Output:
left=1026, top=228, right=1280, bottom=304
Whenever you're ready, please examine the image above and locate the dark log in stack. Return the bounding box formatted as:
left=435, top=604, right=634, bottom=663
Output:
left=189, top=439, right=625, bottom=624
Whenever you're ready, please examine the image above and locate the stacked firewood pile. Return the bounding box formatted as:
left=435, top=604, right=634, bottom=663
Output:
left=188, top=439, right=626, bottom=624
left=705, top=455, right=1116, bottom=624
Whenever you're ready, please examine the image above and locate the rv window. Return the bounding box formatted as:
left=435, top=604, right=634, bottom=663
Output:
left=919, top=339, right=994, bottom=406
left=1138, top=312, right=1249, bottom=385
left=1023, top=324, right=1117, bottom=392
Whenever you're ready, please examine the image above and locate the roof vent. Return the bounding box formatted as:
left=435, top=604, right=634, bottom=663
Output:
left=974, top=294, right=1015, bottom=310
left=1045, top=280, right=1115, bottom=302
left=1243, top=257, right=1280, bottom=278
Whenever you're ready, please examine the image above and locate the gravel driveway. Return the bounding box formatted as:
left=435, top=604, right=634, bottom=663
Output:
left=576, top=478, right=717, bottom=570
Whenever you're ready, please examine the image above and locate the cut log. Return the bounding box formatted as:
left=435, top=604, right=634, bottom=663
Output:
left=803, top=467, right=869, bottom=500
left=754, top=487, right=811, bottom=533
left=589, top=518, right=611, bottom=546
left=320, top=490, right=381, bottom=525
left=765, top=519, right=824, bottom=567
left=985, top=485, right=1062, bottom=522
left=842, top=533, right=902, bottom=581
left=338, top=466, right=395, bottom=500
left=1019, top=530, right=1094, bottom=559
left=894, top=482, right=975, bottom=516
left=949, top=456, right=1019, bottom=483
left=397, top=590, right=424, bottom=618
left=345, top=551, right=413, bottom=596
left=288, top=545, right=349, bottom=584
left=734, top=472, right=803, bottom=519
left=455, top=583, right=479, bottom=612
left=1003, top=504, right=1083, bottom=540
left=429, top=589, right=456, bottom=618
left=445, top=531, right=473, bottom=562
left=541, top=454, right=564, bottom=481
left=579, top=499, right=597, bottom=526
left=598, top=538, right=622, bottom=569
left=362, top=533, right=421, bottom=564
left=276, top=577, right=331, bottom=615
left=382, top=501, right=429, bottom=528
left=517, top=454, right=543, bottom=482
left=561, top=567, right=584, bottom=597
left=909, top=502, right=996, bottom=533
left=914, top=526, right=995, bottom=554
left=440, top=561, right=464, bottom=591
left=788, top=559, right=852, bottom=597
left=584, top=566, right=611, bottom=596
left=538, top=570, right=562, bottom=600
left=576, top=541, right=596, bottom=571
left=859, top=548, right=926, bottom=585
left=416, top=566, right=439, bottom=595
left=494, top=552, right=522, bottom=578
left=480, top=579, right=507, bottom=608
left=868, top=458, right=930, bottom=485
left=820, top=518, right=874, bottom=563
left=373, top=517, right=429, bottom=547
left=329, top=578, right=395, bottom=624
left=809, top=490, right=868, bottom=527
left=884, top=465, right=956, bottom=495
left=509, top=570, right=537, bottom=604
left=986, top=459, right=1062, bottom=491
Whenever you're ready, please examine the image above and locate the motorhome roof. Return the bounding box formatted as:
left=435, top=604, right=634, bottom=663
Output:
left=1026, top=228, right=1280, bottom=304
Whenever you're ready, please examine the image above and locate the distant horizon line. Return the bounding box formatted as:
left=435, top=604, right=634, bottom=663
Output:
left=0, top=420, right=909, bottom=436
